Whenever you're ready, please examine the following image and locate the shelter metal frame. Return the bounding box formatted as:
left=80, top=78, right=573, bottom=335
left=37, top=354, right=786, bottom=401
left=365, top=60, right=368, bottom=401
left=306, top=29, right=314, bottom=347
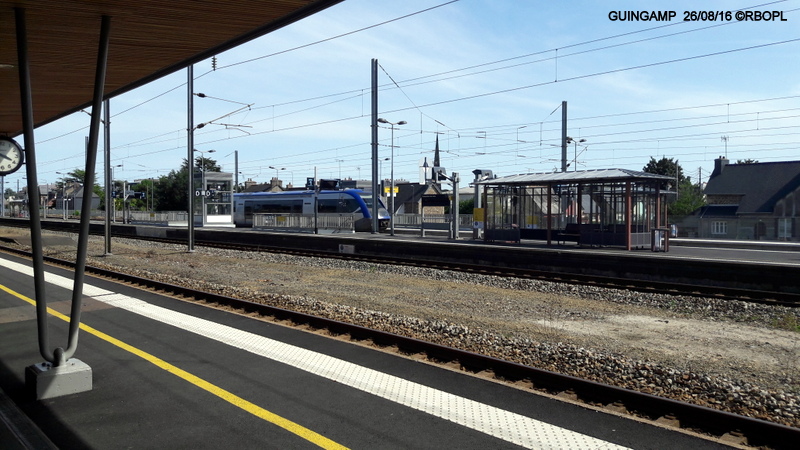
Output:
left=479, top=169, right=675, bottom=250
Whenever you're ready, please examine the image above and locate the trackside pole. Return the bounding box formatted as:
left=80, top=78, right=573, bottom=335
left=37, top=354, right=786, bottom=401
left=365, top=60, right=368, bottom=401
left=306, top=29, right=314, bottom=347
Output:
left=370, top=58, right=379, bottom=233
left=452, top=172, right=459, bottom=240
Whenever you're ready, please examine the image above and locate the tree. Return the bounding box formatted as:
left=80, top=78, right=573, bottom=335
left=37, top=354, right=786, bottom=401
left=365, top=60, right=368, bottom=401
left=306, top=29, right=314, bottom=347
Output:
left=736, top=159, right=758, bottom=164
left=459, top=197, right=474, bottom=215
left=154, top=156, right=221, bottom=211
left=643, top=157, right=705, bottom=218
left=670, top=179, right=706, bottom=217
left=642, top=157, right=685, bottom=187
left=59, top=168, right=103, bottom=200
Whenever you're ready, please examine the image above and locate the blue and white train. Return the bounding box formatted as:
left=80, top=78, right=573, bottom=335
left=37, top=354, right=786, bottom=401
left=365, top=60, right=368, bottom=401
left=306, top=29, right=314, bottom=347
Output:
left=233, top=189, right=390, bottom=232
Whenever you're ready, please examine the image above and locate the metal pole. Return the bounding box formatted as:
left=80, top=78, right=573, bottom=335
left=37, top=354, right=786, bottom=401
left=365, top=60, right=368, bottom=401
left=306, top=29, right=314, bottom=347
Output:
left=1, top=175, right=4, bottom=218
left=371, top=59, right=379, bottom=233
left=561, top=100, right=567, bottom=172
left=314, top=166, right=319, bottom=234
left=63, top=14, right=111, bottom=362
left=17, top=7, right=53, bottom=363
left=452, top=172, right=459, bottom=240
left=473, top=171, right=481, bottom=239
left=187, top=65, right=195, bottom=252
left=390, top=124, right=395, bottom=236
left=104, top=98, right=112, bottom=255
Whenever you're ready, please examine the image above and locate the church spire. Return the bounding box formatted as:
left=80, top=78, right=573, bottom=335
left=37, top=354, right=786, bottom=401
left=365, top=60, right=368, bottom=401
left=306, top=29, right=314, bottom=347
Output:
left=433, top=134, right=441, bottom=167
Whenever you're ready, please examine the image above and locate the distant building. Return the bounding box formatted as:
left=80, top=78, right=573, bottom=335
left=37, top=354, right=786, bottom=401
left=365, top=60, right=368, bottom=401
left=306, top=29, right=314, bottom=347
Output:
left=241, top=177, right=285, bottom=193
left=393, top=182, right=445, bottom=215
left=682, top=157, right=800, bottom=240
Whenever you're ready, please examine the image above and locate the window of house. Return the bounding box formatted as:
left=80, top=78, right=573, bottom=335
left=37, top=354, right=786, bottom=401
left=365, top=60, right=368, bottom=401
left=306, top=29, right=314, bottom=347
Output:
left=778, top=218, right=792, bottom=239
left=712, top=221, right=727, bottom=235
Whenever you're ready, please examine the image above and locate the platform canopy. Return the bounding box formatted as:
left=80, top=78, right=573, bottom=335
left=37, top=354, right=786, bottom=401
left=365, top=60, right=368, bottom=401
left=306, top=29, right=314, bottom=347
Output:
left=0, top=0, right=343, bottom=137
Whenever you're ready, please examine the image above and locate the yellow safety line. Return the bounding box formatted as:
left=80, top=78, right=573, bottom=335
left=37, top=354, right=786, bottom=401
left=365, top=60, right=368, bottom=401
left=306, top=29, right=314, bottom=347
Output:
left=0, top=283, right=349, bottom=450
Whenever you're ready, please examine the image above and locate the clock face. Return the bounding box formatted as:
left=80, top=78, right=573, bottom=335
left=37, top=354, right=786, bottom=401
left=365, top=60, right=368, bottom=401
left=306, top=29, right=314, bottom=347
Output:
left=0, top=137, right=24, bottom=176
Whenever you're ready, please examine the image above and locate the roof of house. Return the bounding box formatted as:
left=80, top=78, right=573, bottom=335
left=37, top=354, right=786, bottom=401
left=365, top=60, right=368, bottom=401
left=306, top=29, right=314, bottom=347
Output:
left=242, top=183, right=283, bottom=193
left=704, top=160, right=800, bottom=214
left=693, top=205, right=739, bottom=218
left=394, top=182, right=442, bottom=213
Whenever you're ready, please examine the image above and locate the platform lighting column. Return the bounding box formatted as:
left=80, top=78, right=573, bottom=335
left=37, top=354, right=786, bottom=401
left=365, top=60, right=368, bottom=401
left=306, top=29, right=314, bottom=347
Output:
left=566, top=137, right=586, bottom=172
left=377, top=118, right=406, bottom=236
left=268, top=165, right=284, bottom=187
left=561, top=101, right=568, bottom=172
left=188, top=65, right=195, bottom=252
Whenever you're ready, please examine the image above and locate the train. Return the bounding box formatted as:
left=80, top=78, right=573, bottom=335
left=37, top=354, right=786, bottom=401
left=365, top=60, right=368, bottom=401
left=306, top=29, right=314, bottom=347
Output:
left=233, top=189, right=390, bottom=232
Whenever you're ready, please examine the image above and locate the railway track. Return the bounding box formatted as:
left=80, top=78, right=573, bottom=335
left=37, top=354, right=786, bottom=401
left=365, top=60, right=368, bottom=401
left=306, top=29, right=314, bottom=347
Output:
left=1, top=242, right=799, bottom=449
left=4, top=218, right=798, bottom=307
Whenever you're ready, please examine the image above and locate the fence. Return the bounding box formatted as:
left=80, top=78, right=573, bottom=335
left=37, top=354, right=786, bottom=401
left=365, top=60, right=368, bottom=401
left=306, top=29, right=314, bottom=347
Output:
left=40, top=208, right=187, bottom=225
left=394, top=213, right=473, bottom=228
left=253, top=213, right=356, bottom=234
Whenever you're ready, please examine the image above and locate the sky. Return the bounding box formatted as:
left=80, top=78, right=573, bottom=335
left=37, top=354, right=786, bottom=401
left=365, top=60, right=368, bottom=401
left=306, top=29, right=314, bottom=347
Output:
left=9, top=0, right=800, bottom=192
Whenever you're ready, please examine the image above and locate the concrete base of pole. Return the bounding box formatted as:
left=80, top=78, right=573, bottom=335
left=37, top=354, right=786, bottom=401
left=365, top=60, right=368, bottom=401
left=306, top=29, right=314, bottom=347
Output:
left=25, top=359, right=92, bottom=400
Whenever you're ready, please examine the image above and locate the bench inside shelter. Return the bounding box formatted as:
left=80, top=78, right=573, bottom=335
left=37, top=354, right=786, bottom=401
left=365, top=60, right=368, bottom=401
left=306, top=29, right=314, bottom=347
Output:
left=557, top=223, right=582, bottom=244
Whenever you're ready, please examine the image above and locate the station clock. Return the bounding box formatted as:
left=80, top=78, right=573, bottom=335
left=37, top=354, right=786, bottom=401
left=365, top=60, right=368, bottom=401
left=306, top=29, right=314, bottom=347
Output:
left=0, top=136, right=24, bottom=176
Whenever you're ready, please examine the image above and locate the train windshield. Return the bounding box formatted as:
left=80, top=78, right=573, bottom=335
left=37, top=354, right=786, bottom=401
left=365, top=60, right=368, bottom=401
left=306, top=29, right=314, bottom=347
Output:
left=360, top=194, right=389, bottom=215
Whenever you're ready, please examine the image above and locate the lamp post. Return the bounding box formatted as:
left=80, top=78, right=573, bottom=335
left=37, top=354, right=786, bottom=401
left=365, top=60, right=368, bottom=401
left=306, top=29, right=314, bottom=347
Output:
left=268, top=165, right=284, bottom=188
left=55, top=171, right=67, bottom=219
left=516, top=126, right=527, bottom=166
left=109, top=164, right=122, bottom=224
left=566, top=137, right=586, bottom=171
left=377, top=118, right=407, bottom=236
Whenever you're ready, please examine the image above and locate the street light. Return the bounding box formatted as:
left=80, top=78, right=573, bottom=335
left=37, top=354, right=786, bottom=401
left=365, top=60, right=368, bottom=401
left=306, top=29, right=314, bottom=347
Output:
left=108, top=164, right=122, bottom=224
left=566, top=137, right=587, bottom=171
left=55, top=171, right=67, bottom=219
left=268, top=165, right=284, bottom=187
left=195, top=148, right=216, bottom=166
left=378, top=118, right=407, bottom=236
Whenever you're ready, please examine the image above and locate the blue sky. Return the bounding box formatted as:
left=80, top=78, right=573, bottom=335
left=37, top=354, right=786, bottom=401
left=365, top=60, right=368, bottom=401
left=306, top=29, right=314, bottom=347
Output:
left=14, top=0, right=800, bottom=191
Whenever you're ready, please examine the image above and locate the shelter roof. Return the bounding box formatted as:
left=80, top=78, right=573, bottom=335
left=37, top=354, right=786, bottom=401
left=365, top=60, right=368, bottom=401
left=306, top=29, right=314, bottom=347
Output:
left=1, top=0, right=343, bottom=137
left=477, top=168, right=675, bottom=186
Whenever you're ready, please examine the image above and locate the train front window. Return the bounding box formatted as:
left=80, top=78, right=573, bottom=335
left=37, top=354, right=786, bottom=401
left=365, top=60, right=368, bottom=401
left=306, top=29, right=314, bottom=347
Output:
left=362, top=195, right=388, bottom=211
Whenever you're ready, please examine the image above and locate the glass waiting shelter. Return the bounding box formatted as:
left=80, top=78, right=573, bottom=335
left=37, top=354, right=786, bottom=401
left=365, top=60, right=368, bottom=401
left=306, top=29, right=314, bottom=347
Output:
left=477, top=169, right=675, bottom=250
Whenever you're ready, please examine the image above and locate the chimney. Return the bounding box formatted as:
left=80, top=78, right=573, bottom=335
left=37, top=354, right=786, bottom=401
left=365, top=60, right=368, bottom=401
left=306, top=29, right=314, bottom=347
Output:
left=710, top=156, right=728, bottom=179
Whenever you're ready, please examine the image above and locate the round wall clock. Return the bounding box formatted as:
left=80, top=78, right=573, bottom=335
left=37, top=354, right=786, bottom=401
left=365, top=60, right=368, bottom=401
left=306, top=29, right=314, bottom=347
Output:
left=0, top=136, right=24, bottom=176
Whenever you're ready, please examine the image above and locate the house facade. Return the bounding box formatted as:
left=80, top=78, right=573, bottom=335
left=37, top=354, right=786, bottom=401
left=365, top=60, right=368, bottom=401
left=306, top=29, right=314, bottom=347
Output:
left=682, top=157, right=800, bottom=240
